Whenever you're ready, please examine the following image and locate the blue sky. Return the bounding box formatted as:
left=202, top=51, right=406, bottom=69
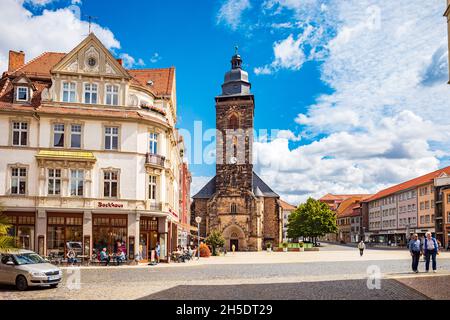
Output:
left=1, top=0, right=450, bottom=204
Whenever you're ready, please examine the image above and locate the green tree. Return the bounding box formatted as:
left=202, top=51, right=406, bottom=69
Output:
left=287, top=198, right=337, bottom=246
left=0, top=205, right=16, bottom=252
left=205, top=230, right=225, bottom=256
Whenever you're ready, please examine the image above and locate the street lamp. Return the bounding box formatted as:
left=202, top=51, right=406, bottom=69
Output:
left=195, top=216, right=202, bottom=260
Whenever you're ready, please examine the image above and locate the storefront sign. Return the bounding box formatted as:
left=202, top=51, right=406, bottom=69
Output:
left=98, top=202, right=124, bottom=208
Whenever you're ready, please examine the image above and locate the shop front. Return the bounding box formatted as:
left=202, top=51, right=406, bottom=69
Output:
left=46, top=213, right=83, bottom=258
left=92, top=214, right=128, bottom=258
left=139, top=216, right=159, bottom=262
left=5, top=212, right=36, bottom=251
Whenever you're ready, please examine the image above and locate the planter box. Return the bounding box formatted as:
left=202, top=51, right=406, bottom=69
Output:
left=304, top=247, right=319, bottom=251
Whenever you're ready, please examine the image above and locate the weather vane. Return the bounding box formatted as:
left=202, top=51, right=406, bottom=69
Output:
left=84, top=15, right=98, bottom=34
left=235, top=45, right=239, bottom=55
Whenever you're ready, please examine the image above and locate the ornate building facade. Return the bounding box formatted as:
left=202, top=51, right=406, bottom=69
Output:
left=191, top=53, right=282, bottom=251
left=0, top=33, right=191, bottom=262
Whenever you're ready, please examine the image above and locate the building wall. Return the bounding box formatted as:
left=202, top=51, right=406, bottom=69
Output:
left=417, top=183, right=435, bottom=230
left=396, top=189, right=417, bottom=229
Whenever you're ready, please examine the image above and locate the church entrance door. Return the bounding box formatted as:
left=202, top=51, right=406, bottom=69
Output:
left=230, top=239, right=239, bottom=252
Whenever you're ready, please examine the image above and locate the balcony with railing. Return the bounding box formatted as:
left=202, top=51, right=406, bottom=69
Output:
left=145, top=153, right=165, bottom=168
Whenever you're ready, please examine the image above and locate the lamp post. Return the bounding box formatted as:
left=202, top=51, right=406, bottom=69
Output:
left=195, top=216, right=202, bottom=260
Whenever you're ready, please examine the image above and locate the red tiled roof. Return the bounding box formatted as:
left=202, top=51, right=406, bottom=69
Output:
left=279, top=199, right=296, bottom=210
left=9, top=52, right=66, bottom=78
left=128, top=68, right=175, bottom=96
left=319, top=193, right=370, bottom=201
left=365, top=166, right=450, bottom=202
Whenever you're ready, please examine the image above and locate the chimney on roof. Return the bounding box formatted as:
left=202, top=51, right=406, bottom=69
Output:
left=117, top=58, right=123, bottom=66
left=8, top=50, right=25, bottom=72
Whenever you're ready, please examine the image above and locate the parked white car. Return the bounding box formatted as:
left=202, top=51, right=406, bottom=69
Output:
left=0, top=250, right=62, bottom=291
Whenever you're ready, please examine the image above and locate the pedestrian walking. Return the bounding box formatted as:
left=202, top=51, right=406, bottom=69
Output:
left=423, top=232, right=439, bottom=273
left=358, top=240, right=365, bottom=256
left=155, top=242, right=161, bottom=263
left=408, top=234, right=421, bottom=273
left=232, top=244, right=236, bottom=254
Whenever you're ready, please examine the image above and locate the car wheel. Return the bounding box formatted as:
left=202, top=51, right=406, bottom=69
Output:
left=16, top=275, right=28, bottom=291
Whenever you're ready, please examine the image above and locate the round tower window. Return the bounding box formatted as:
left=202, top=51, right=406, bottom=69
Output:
left=88, top=57, right=97, bottom=67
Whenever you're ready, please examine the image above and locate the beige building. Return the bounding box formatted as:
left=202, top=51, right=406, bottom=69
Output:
left=417, top=183, right=435, bottom=234
left=0, top=33, right=189, bottom=262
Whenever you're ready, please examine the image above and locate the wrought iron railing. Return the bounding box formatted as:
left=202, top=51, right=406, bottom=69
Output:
left=146, top=153, right=165, bottom=167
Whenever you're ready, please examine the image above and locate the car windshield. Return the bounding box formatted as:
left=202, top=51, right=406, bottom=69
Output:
left=14, top=253, right=46, bottom=265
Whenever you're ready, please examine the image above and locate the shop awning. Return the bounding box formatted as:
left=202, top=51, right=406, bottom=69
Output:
left=36, top=150, right=96, bottom=162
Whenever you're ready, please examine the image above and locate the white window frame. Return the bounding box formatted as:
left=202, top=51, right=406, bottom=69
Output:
left=62, top=82, right=77, bottom=103
left=103, top=170, right=119, bottom=198
left=149, top=132, right=158, bottom=154
left=16, top=86, right=29, bottom=102
left=105, top=84, right=119, bottom=106
left=104, top=126, right=119, bottom=150
left=83, top=83, right=98, bottom=104
left=149, top=175, right=157, bottom=201
left=53, top=123, right=65, bottom=148
left=70, top=169, right=84, bottom=197
left=12, top=121, right=28, bottom=146
left=70, top=124, right=82, bottom=149
left=47, top=169, right=61, bottom=196
left=11, top=167, right=27, bottom=195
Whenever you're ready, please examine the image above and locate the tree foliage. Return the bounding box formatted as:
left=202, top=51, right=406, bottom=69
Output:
left=287, top=198, right=337, bottom=244
left=0, top=205, right=16, bottom=252
left=205, top=230, right=225, bottom=256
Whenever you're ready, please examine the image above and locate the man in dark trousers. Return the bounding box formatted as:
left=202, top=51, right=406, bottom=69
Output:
left=408, top=234, right=421, bottom=273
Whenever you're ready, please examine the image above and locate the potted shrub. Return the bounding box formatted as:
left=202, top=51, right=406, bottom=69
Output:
left=282, top=242, right=289, bottom=252
left=266, top=242, right=272, bottom=252
left=299, top=241, right=304, bottom=252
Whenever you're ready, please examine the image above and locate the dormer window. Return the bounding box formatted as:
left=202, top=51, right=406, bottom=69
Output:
left=16, top=87, right=29, bottom=102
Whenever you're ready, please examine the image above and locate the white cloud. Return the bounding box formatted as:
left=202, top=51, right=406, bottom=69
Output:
left=25, top=0, right=55, bottom=6
left=190, top=176, right=213, bottom=198
left=276, top=129, right=301, bottom=141
left=0, top=0, right=121, bottom=72
left=119, top=53, right=145, bottom=69
left=150, top=52, right=161, bottom=64
left=251, top=0, right=450, bottom=203
left=217, top=0, right=251, bottom=30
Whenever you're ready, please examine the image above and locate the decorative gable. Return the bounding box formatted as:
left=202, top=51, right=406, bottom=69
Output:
left=51, top=33, right=131, bottom=79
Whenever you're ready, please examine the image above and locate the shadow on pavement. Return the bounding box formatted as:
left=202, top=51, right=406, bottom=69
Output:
left=137, top=279, right=430, bottom=300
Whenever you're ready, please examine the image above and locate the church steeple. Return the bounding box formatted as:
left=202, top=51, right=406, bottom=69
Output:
left=221, top=47, right=251, bottom=96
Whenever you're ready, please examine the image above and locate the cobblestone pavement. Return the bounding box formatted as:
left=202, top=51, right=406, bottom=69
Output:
left=1, top=244, right=449, bottom=300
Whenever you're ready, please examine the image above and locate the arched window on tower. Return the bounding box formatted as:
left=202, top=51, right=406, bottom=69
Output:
left=231, top=203, right=237, bottom=214
left=232, top=136, right=238, bottom=158
left=229, top=114, right=239, bottom=130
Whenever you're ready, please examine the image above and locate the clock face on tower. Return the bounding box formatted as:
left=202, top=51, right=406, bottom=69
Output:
left=230, top=156, right=237, bottom=164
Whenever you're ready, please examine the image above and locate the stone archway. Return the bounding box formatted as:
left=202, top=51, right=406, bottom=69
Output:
left=222, top=224, right=246, bottom=251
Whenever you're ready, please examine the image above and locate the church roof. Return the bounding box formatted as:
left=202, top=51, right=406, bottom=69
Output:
left=192, top=172, right=279, bottom=199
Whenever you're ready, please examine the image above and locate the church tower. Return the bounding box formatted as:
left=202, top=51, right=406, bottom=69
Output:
left=215, top=50, right=254, bottom=194
left=191, top=49, right=281, bottom=252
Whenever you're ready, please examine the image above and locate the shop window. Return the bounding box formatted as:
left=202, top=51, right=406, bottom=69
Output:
left=47, top=214, right=83, bottom=258
left=93, top=215, right=127, bottom=256
left=6, top=213, right=35, bottom=251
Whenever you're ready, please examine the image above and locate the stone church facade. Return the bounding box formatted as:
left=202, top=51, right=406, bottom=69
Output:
left=191, top=52, right=282, bottom=251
